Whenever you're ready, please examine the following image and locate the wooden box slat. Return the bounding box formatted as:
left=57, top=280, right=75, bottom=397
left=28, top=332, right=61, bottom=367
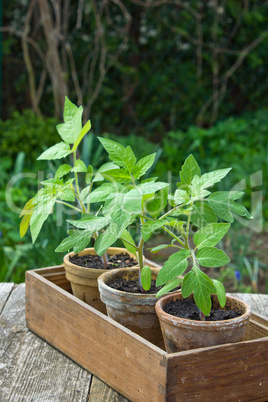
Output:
left=25, top=266, right=268, bottom=401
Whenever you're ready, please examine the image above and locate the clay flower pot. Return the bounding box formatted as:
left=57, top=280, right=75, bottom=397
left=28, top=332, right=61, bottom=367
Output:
left=97, top=267, right=164, bottom=348
left=64, top=247, right=138, bottom=314
left=155, top=293, right=251, bottom=353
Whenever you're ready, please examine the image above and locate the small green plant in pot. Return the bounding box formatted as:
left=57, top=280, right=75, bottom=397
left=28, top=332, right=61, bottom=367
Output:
left=154, top=155, right=253, bottom=352
left=68, top=136, right=171, bottom=346
left=19, top=97, right=138, bottom=312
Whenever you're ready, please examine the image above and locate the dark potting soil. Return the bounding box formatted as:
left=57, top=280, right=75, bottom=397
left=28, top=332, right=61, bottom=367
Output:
left=69, top=253, right=137, bottom=270
left=109, top=278, right=162, bottom=294
left=163, top=298, right=243, bottom=321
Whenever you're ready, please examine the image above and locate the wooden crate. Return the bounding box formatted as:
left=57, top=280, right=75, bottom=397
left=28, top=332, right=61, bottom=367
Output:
left=25, top=266, right=268, bottom=401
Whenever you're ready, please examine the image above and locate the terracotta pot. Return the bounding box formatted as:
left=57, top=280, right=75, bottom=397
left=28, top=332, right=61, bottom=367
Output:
left=155, top=293, right=251, bottom=353
left=64, top=247, right=138, bottom=314
left=97, top=267, right=164, bottom=348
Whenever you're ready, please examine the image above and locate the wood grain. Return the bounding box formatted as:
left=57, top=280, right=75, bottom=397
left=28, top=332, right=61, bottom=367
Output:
left=0, top=283, right=92, bottom=401
left=26, top=270, right=167, bottom=402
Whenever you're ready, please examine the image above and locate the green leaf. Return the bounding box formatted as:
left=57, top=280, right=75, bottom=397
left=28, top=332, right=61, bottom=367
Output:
left=120, top=229, right=137, bottom=255
left=191, top=168, right=231, bottom=189
left=196, top=247, right=230, bottom=267
left=173, top=189, right=189, bottom=205
left=85, top=165, right=94, bottom=183
left=141, top=219, right=170, bottom=242
left=180, top=154, right=201, bottom=185
left=193, top=223, right=231, bottom=249
left=93, top=162, right=119, bottom=182
left=20, top=209, right=33, bottom=238
left=68, top=216, right=110, bottom=231
left=94, top=220, right=127, bottom=256
left=156, top=249, right=190, bottom=286
left=191, top=202, right=218, bottom=227
left=212, top=279, right=226, bottom=308
left=208, top=191, right=252, bottom=222
left=98, top=137, right=136, bottom=171
left=55, top=164, right=72, bottom=179
left=181, top=267, right=216, bottom=316
left=30, top=198, right=56, bottom=243
left=132, top=153, right=156, bottom=179
left=72, top=159, right=87, bottom=173
left=20, top=198, right=36, bottom=218
left=135, top=182, right=169, bottom=195
left=37, top=142, right=72, bottom=160
left=141, top=265, right=152, bottom=291
left=72, top=119, right=91, bottom=152
left=149, top=244, right=172, bottom=253
left=59, top=187, right=75, bottom=202
left=121, top=188, right=143, bottom=215
left=85, top=183, right=122, bottom=204
left=156, top=277, right=183, bottom=298
left=100, top=168, right=132, bottom=183
left=56, top=97, right=83, bottom=144
left=55, top=230, right=93, bottom=253
left=146, top=186, right=169, bottom=218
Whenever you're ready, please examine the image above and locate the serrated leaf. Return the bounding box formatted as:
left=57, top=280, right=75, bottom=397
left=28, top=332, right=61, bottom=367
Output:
left=191, top=202, right=218, bottom=227
left=94, top=219, right=128, bottom=256
left=37, top=142, right=71, bottom=160
left=191, top=168, right=231, bottom=189
left=181, top=267, right=216, bottom=316
left=212, top=279, right=226, bottom=308
left=132, top=153, right=156, bottom=179
left=121, top=229, right=137, bottom=255
left=180, top=154, right=201, bottom=185
left=100, top=168, right=131, bottom=183
left=141, top=265, right=152, bottom=291
left=56, top=97, right=83, bottom=144
left=30, top=198, right=56, bottom=243
left=80, top=186, right=91, bottom=202
left=193, top=223, right=231, bottom=249
left=55, top=230, right=93, bottom=253
left=59, top=187, right=75, bottom=202
left=156, top=277, right=183, bottom=298
left=55, top=164, right=72, bottom=179
left=156, top=249, right=190, bottom=286
left=196, top=247, right=230, bottom=267
left=208, top=191, right=252, bottom=222
left=72, top=159, right=87, bottom=173
left=85, top=183, right=123, bottom=204
left=98, top=137, right=136, bottom=171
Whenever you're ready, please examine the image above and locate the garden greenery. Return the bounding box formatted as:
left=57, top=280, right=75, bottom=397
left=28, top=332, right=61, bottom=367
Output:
left=20, top=97, right=252, bottom=316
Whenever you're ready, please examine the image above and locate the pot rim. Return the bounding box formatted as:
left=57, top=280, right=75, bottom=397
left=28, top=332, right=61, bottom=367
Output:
left=64, top=247, right=138, bottom=273
left=155, top=292, right=251, bottom=329
left=97, top=267, right=161, bottom=299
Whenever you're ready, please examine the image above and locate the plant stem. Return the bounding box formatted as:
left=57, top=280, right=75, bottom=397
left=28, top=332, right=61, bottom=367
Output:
left=162, top=226, right=187, bottom=248
left=102, top=253, right=109, bottom=267
left=55, top=200, right=83, bottom=213
left=120, top=237, right=138, bottom=250
left=73, top=151, right=81, bottom=198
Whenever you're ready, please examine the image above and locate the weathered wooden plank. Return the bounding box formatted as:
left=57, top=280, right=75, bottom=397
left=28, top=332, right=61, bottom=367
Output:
left=89, top=377, right=129, bottom=401
left=26, top=271, right=167, bottom=402
left=230, top=293, right=268, bottom=317
left=0, top=282, right=14, bottom=313
left=165, top=338, right=268, bottom=401
left=0, top=284, right=92, bottom=401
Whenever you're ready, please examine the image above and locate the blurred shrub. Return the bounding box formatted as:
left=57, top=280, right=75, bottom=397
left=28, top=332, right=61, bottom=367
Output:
left=0, top=110, right=59, bottom=161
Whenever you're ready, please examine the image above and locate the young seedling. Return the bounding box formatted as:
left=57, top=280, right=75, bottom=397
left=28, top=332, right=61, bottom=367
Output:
left=153, top=155, right=252, bottom=318
left=19, top=97, right=118, bottom=265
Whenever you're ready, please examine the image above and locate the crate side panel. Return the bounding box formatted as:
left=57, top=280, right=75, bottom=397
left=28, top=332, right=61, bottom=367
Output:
left=243, top=318, right=268, bottom=341
left=25, top=272, right=167, bottom=402
left=165, top=339, right=268, bottom=401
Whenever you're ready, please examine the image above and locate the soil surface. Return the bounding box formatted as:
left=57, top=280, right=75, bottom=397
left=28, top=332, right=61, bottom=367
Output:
left=69, top=253, right=137, bottom=270
left=109, top=278, right=161, bottom=294
left=163, top=298, right=242, bottom=321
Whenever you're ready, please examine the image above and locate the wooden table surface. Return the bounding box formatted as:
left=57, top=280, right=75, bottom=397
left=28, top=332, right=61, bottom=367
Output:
left=0, top=283, right=267, bottom=402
